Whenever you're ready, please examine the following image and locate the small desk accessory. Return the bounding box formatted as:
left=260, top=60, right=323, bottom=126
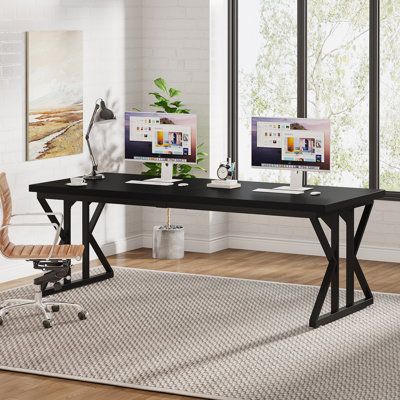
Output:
left=67, top=177, right=87, bottom=187
left=84, top=98, right=116, bottom=180
left=207, top=158, right=241, bottom=189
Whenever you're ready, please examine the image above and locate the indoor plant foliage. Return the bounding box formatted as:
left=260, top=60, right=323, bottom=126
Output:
left=143, top=78, right=207, bottom=180
left=144, top=78, right=207, bottom=258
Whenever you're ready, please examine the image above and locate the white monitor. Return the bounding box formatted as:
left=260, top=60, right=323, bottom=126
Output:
left=125, top=112, right=197, bottom=182
left=251, top=117, right=331, bottom=192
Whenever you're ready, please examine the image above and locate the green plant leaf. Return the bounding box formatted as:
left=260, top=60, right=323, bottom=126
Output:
left=171, top=101, right=183, bottom=108
left=169, top=88, right=181, bottom=97
left=150, top=99, right=170, bottom=112
left=179, top=165, right=192, bottom=173
left=149, top=92, right=168, bottom=102
left=154, top=78, right=168, bottom=94
left=143, top=162, right=159, bottom=169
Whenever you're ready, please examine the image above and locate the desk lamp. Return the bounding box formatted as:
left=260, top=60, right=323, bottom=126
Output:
left=84, top=98, right=116, bottom=180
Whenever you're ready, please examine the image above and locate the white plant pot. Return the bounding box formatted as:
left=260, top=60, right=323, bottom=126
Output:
left=152, top=225, right=185, bottom=260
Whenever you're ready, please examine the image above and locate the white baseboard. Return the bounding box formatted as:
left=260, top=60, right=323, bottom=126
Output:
left=0, top=261, right=38, bottom=283
left=2, top=232, right=398, bottom=283
left=100, top=234, right=143, bottom=257
left=142, top=234, right=228, bottom=254
left=0, top=234, right=144, bottom=284
left=228, top=234, right=400, bottom=263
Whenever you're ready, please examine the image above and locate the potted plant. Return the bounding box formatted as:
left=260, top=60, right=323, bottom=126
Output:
left=143, top=78, right=207, bottom=259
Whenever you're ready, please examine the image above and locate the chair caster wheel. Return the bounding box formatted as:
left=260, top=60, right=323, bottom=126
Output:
left=78, top=311, right=88, bottom=321
left=43, top=319, right=53, bottom=329
left=51, top=305, right=60, bottom=312
left=53, top=282, right=62, bottom=291
left=0, top=317, right=3, bottom=326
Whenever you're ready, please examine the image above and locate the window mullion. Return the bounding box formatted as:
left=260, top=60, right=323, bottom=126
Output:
left=228, top=0, right=239, bottom=176
left=297, top=0, right=307, bottom=185
left=369, top=0, right=380, bottom=189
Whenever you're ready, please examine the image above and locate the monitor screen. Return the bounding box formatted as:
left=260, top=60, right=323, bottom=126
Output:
left=125, top=112, right=197, bottom=163
left=251, top=117, right=331, bottom=171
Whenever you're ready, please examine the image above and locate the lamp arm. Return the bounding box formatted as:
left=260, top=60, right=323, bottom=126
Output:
left=85, top=103, right=100, bottom=140
left=86, top=137, right=97, bottom=170
left=85, top=103, right=100, bottom=173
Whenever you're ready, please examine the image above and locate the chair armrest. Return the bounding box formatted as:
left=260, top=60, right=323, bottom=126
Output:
left=0, top=222, right=62, bottom=261
left=11, top=212, right=64, bottom=225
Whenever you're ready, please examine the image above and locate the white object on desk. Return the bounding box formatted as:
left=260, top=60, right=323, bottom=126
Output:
left=67, top=177, right=87, bottom=187
left=310, top=191, right=321, bottom=196
left=253, top=188, right=304, bottom=195
left=70, top=177, right=86, bottom=186
left=178, top=183, right=189, bottom=187
left=207, top=180, right=241, bottom=189
left=66, top=182, right=88, bottom=187
left=126, top=180, right=174, bottom=186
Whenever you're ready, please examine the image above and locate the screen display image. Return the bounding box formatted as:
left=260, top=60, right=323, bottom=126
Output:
left=252, top=117, right=331, bottom=171
left=125, top=112, right=197, bottom=163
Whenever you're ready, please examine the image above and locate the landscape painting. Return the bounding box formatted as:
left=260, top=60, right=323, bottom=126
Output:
left=26, top=31, right=83, bottom=161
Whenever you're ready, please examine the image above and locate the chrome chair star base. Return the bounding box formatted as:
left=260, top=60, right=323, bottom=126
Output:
left=0, top=260, right=87, bottom=329
left=0, top=172, right=87, bottom=329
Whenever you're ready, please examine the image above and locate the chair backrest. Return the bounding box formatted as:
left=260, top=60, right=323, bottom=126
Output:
left=0, top=172, right=12, bottom=253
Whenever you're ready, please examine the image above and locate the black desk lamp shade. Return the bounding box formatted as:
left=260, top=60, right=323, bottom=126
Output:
left=84, top=99, right=116, bottom=180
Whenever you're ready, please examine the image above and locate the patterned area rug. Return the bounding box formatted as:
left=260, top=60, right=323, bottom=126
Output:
left=0, top=267, right=399, bottom=400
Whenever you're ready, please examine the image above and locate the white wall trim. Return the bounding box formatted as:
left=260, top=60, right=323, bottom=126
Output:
left=100, top=234, right=143, bottom=259
left=142, top=234, right=229, bottom=254
left=0, top=234, right=144, bottom=284
left=0, top=262, right=35, bottom=283
left=228, top=234, right=400, bottom=264
left=3, top=232, right=399, bottom=283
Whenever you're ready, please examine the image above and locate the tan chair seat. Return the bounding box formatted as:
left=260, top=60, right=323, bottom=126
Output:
left=2, top=243, right=84, bottom=260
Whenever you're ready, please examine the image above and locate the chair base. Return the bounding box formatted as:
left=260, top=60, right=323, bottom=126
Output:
left=0, top=285, right=87, bottom=329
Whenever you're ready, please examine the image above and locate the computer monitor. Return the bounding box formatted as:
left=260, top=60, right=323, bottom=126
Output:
left=251, top=117, right=331, bottom=192
left=125, top=112, right=197, bottom=182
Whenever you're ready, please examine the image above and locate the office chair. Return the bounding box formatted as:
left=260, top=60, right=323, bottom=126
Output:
left=0, top=172, right=87, bottom=328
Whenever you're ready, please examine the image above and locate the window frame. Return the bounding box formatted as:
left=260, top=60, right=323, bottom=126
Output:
left=229, top=0, right=399, bottom=200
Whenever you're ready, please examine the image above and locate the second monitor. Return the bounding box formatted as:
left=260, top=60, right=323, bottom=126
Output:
left=125, top=112, right=197, bottom=183
left=252, top=117, right=331, bottom=192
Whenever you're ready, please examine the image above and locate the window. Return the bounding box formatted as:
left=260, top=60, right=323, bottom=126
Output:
left=307, top=1, right=369, bottom=188
left=232, top=0, right=398, bottom=197
left=238, top=0, right=297, bottom=183
left=380, top=0, right=400, bottom=191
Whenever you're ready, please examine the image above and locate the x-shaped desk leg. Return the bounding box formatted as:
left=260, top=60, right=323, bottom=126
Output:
left=38, top=197, right=114, bottom=296
left=309, top=203, right=374, bottom=328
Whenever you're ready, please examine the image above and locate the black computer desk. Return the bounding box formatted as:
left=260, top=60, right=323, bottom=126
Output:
left=29, top=173, right=385, bottom=328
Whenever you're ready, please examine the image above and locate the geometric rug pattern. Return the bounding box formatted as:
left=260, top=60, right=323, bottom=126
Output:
left=0, top=267, right=399, bottom=399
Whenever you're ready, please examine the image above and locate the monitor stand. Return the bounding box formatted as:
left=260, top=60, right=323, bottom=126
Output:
left=145, top=162, right=182, bottom=184
left=274, top=170, right=313, bottom=193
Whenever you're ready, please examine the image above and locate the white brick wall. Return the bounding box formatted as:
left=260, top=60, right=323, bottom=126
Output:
left=228, top=200, right=400, bottom=263
left=0, top=0, right=143, bottom=281
left=139, top=0, right=230, bottom=251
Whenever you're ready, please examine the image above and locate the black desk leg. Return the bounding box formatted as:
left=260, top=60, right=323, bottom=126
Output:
left=309, top=203, right=374, bottom=328
left=62, top=200, right=74, bottom=285
left=82, top=201, right=90, bottom=280
left=327, top=214, right=340, bottom=314
left=38, top=197, right=114, bottom=296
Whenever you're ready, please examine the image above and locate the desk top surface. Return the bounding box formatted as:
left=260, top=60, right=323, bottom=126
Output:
left=30, top=173, right=385, bottom=216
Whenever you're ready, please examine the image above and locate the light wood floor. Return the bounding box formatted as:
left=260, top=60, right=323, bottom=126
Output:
left=1, top=248, right=400, bottom=400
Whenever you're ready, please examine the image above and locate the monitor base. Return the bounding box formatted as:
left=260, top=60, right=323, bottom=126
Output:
left=273, top=185, right=313, bottom=193
left=144, top=162, right=182, bottom=184
left=273, top=170, right=313, bottom=193
left=146, top=177, right=182, bottom=183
